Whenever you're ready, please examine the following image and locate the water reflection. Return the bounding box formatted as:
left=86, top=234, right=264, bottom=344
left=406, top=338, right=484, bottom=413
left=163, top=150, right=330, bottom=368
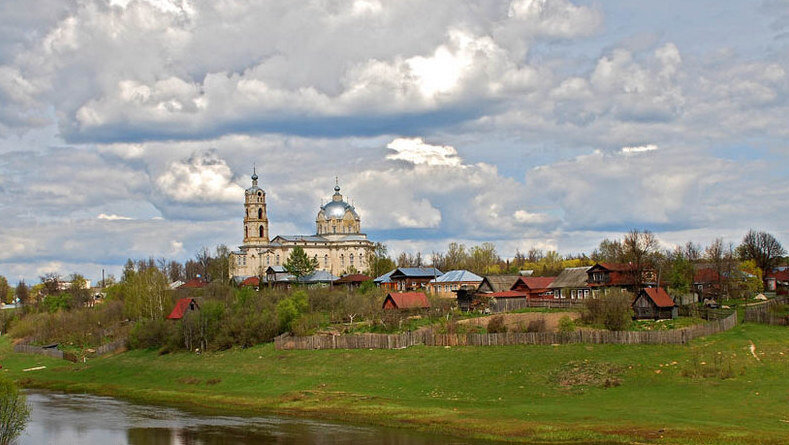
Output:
left=20, top=391, right=490, bottom=444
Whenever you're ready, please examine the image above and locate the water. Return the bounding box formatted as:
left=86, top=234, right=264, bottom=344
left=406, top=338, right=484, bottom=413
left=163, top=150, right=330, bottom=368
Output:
left=19, top=391, right=492, bottom=444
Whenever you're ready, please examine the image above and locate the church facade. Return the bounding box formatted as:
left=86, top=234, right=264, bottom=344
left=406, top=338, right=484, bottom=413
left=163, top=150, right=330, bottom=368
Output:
left=229, top=170, right=375, bottom=279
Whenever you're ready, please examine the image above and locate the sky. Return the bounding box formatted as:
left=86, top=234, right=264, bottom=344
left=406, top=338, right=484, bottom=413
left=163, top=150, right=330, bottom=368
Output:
left=1, top=0, right=788, bottom=284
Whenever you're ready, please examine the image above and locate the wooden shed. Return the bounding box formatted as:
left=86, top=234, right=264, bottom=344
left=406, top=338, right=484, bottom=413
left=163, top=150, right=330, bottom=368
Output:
left=167, top=298, right=199, bottom=320
left=632, top=288, right=677, bottom=320
left=382, top=292, right=430, bottom=310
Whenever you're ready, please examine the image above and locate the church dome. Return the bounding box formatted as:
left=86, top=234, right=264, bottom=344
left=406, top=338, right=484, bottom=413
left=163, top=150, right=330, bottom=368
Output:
left=322, top=200, right=351, bottom=219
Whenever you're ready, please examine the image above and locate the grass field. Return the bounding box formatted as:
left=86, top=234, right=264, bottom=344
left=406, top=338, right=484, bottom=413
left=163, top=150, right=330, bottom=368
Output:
left=1, top=323, right=788, bottom=444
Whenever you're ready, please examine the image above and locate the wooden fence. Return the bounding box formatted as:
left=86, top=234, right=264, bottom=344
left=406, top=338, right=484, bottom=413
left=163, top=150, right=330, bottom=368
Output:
left=275, top=311, right=737, bottom=350
left=94, top=338, right=127, bottom=356
left=489, top=298, right=585, bottom=313
left=744, top=297, right=788, bottom=326
left=13, top=344, right=78, bottom=362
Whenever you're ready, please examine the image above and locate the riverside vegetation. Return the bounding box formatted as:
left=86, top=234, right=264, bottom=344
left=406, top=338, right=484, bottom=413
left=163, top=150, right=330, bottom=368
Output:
left=1, top=323, right=787, bottom=444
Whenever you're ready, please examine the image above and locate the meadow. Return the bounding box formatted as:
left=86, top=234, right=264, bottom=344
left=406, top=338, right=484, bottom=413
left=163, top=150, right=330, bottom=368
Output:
left=1, top=323, right=787, bottom=444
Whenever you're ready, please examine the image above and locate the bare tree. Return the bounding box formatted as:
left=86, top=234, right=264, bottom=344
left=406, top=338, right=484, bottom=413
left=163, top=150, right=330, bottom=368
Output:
left=622, top=230, right=659, bottom=288
left=736, top=230, right=786, bottom=273
left=14, top=281, right=29, bottom=306
left=526, top=247, right=544, bottom=263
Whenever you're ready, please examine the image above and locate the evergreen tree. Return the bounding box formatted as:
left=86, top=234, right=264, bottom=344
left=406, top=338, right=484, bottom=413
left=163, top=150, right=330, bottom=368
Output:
left=283, top=246, right=318, bottom=283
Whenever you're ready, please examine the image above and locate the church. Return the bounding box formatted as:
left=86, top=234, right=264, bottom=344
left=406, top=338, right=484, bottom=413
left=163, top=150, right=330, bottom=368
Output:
left=229, top=169, right=375, bottom=280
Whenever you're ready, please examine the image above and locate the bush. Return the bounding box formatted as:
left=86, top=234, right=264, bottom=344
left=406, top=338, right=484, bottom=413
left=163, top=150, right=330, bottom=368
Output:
left=0, top=378, right=30, bottom=445
left=291, top=312, right=328, bottom=336
left=558, top=316, right=576, bottom=333
left=128, top=318, right=176, bottom=350
left=583, top=291, right=633, bottom=331
left=487, top=315, right=507, bottom=333
left=8, top=300, right=127, bottom=348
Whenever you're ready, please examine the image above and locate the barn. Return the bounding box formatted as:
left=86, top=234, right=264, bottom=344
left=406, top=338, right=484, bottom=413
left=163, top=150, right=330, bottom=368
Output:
left=632, top=288, right=677, bottom=320
left=382, top=292, right=430, bottom=310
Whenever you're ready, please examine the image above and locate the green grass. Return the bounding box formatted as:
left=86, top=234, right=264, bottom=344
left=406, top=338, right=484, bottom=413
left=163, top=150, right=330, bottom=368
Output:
left=1, top=324, right=788, bottom=444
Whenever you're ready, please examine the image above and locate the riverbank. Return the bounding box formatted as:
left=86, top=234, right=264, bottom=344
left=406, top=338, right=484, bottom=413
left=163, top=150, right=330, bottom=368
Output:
left=1, top=323, right=788, bottom=444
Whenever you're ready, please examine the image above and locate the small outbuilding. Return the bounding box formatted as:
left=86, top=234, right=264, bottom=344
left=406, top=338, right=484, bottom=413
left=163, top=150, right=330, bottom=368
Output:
left=167, top=298, right=200, bottom=320
left=382, top=292, right=430, bottom=310
left=632, top=288, right=677, bottom=320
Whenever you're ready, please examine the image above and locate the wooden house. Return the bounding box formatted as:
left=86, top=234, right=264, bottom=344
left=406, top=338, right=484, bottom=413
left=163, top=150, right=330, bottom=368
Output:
left=587, top=263, right=656, bottom=292
left=167, top=298, right=199, bottom=320
left=632, top=288, right=677, bottom=320
left=335, top=273, right=372, bottom=290
left=382, top=292, right=430, bottom=310
left=428, top=270, right=483, bottom=297
left=388, top=267, right=443, bottom=291
left=510, top=276, right=556, bottom=299
left=549, top=266, right=591, bottom=299
left=476, top=275, right=521, bottom=294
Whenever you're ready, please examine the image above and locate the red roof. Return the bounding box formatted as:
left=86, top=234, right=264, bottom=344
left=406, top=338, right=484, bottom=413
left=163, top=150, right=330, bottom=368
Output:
left=178, top=278, right=208, bottom=289
left=642, top=288, right=675, bottom=308
left=240, top=276, right=260, bottom=287
left=383, top=292, right=430, bottom=309
left=766, top=270, right=789, bottom=281
left=335, top=274, right=372, bottom=284
left=694, top=268, right=720, bottom=283
left=511, top=276, right=555, bottom=290
left=167, top=298, right=199, bottom=319
left=597, top=262, right=635, bottom=272
left=487, top=290, right=529, bottom=298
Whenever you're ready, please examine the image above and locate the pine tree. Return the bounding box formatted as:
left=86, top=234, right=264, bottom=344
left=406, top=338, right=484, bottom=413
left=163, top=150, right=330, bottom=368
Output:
left=283, top=246, right=318, bottom=284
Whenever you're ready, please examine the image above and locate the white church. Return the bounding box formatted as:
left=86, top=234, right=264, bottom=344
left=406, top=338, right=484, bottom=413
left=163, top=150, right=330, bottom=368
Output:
left=229, top=169, right=375, bottom=280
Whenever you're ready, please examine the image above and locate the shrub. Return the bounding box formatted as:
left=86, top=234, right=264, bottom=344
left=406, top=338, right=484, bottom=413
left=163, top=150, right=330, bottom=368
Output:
left=558, top=316, right=576, bottom=333
left=129, top=318, right=176, bottom=350
left=291, top=312, right=328, bottom=336
left=0, top=378, right=30, bottom=445
left=526, top=318, right=547, bottom=333
left=583, top=291, right=633, bottom=331
left=487, top=315, right=507, bottom=333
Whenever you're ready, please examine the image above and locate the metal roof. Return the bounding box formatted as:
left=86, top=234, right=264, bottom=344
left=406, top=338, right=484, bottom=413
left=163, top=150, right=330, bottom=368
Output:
left=548, top=267, right=591, bottom=289
left=374, top=269, right=396, bottom=283
left=391, top=267, right=443, bottom=278
left=430, top=270, right=483, bottom=283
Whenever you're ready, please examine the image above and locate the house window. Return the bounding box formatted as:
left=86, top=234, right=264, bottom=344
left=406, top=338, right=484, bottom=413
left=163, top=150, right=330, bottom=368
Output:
left=571, top=290, right=576, bottom=299
left=583, top=289, right=589, bottom=299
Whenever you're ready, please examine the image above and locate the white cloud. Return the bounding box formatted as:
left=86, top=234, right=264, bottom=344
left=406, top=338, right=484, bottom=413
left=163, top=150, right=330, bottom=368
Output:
left=97, top=213, right=133, bottom=221
left=155, top=150, right=243, bottom=203
left=507, top=0, right=603, bottom=38
left=621, top=144, right=658, bottom=154
left=386, top=137, right=463, bottom=166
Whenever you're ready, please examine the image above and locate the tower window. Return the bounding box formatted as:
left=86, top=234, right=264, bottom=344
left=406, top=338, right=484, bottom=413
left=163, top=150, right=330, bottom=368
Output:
left=258, top=191, right=262, bottom=197
left=258, top=208, right=263, bottom=219
left=259, top=225, right=264, bottom=238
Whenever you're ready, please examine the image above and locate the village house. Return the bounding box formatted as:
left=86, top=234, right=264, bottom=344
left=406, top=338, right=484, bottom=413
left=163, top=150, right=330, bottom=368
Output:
left=510, top=276, right=556, bottom=299
left=383, top=267, right=443, bottom=291
left=382, top=292, right=430, bottom=310
left=476, top=275, right=521, bottom=294
left=632, top=288, right=677, bottom=320
left=765, top=268, right=789, bottom=295
left=373, top=269, right=396, bottom=290
left=167, top=298, right=199, bottom=320
left=549, top=266, right=591, bottom=299
left=428, top=270, right=483, bottom=297
left=587, top=263, right=656, bottom=293
left=334, top=273, right=372, bottom=290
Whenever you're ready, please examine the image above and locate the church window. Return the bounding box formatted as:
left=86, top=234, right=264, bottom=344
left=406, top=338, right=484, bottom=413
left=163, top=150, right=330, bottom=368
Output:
left=333, top=225, right=336, bottom=234
left=245, top=226, right=248, bottom=238
left=258, top=208, right=263, bottom=219
left=340, top=254, right=344, bottom=266
left=350, top=254, right=354, bottom=266
left=266, top=255, right=270, bottom=266
left=324, top=254, right=328, bottom=268
left=259, top=225, right=264, bottom=238
left=276, top=254, right=280, bottom=265
left=258, top=191, right=262, bottom=197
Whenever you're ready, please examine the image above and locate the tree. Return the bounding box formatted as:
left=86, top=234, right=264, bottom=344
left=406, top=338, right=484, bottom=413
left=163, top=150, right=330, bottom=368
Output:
left=14, top=281, right=29, bottom=306
left=283, top=246, right=318, bottom=283
left=0, top=378, right=30, bottom=445
left=622, top=230, right=659, bottom=288
left=592, top=238, right=625, bottom=263
left=705, top=238, right=737, bottom=298
left=666, top=248, right=694, bottom=295
left=736, top=230, right=786, bottom=274
left=68, top=273, right=92, bottom=308
left=39, top=272, right=61, bottom=297
left=0, top=277, right=10, bottom=305
left=167, top=260, right=184, bottom=283
left=122, top=267, right=169, bottom=320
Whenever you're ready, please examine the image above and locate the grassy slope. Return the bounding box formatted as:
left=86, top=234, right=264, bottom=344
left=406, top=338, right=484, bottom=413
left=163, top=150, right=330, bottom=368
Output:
left=1, top=324, right=788, bottom=444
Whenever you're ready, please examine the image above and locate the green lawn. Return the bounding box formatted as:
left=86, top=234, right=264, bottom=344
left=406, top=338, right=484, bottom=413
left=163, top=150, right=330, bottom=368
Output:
left=1, top=323, right=788, bottom=444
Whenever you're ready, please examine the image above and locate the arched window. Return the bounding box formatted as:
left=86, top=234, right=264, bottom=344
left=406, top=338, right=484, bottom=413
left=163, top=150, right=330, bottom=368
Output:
left=276, top=254, right=280, bottom=265
left=350, top=253, right=354, bottom=266
left=258, top=208, right=263, bottom=219
left=245, top=226, right=248, bottom=238
left=340, top=254, right=344, bottom=266
left=324, top=254, right=328, bottom=268
left=259, top=225, right=264, bottom=238
left=266, top=255, right=270, bottom=266
left=332, top=225, right=336, bottom=234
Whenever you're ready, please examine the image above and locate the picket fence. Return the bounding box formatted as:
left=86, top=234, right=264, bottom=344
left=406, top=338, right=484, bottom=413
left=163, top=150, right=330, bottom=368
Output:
left=13, top=344, right=78, bottom=362
left=275, top=311, right=737, bottom=350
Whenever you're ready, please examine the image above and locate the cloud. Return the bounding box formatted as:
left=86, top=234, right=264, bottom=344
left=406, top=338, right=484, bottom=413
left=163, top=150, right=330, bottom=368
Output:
left=621, top=144, right=658, bottom=154
left=155, top=150, right=243, bottom=204
left=97, top=213, right=133, bottom=221
left=507, top=0, right=603, bottom=38
left=386, top=137, right=463, bottom=166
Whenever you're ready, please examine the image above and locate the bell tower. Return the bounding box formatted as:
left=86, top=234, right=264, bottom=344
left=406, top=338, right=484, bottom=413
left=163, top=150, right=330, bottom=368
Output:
left=244, top=167, right=269, bottom=244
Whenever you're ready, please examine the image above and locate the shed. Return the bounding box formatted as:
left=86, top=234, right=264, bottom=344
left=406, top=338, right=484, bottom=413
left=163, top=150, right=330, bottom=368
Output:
left=477, top=275, right=521, bottom=294
left=167, top=298, right=199, bottom=320
left=382, top=292, right=430, bottom=310
left=632, top=288, right=677, bottom=320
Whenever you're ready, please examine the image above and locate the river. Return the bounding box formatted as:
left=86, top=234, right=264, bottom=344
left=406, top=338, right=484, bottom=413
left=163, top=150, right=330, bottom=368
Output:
left=18, top=391, right=494, bottom=444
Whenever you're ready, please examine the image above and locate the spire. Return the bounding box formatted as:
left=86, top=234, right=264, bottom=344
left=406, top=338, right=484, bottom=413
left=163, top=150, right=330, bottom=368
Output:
left=334, top=176, right=340, bottom=192
left=251, top=164, right=258, bottom=186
